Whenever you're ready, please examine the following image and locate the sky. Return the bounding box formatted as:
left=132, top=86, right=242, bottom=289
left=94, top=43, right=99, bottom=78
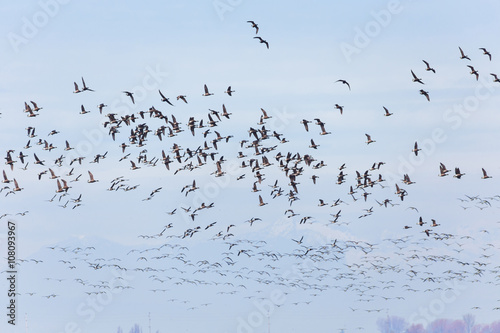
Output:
left=1, top=1, right=500, bottom=332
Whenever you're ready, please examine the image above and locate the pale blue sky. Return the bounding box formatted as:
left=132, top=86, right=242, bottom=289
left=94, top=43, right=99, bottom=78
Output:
left=1, top=1, right=500, bottom=332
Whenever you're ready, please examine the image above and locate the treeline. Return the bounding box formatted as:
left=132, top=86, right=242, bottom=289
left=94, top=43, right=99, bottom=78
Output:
left=378, top=314, right=500, bottom=332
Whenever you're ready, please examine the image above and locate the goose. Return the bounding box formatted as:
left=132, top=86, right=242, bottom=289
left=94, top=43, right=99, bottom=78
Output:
left=30, top=101, right=43, bottom=111
left=430, top=219, right=439, bottom=227
left=73, top=82, right=81, bottom=93
left=300, top=119, right=311, bottom=131
left=130, top=161, right=140, bottom=170
left=318, top=122, right=330, bottom=135
left=411, top=70, right=424, bottom=84
left=253, top=36, right=269, bottom=49
left=479, top=47, right=492, bottom=61
left=459, top=46, right=471, bottom=60
left=365, top=133, right=375, bottom=144
left=258, top=195, right=267, bottom=206
left=467, top=65, right=479, bottom=80
left=383, top=106, right=392, bottom=116
left=48, top=168, right=58, bottom=179
left=33, top=153, right=45, bottom=166
left=481, top=168, right=492, bottom=179
left=123, top=91, right=135, bottom=104
left=247, top=20, right=259, bottom=34
left=422, top=60, right=436, bottom=73
left=318, top=199, right=328, bottom=207
left=61, top=179, right=71, bottom=192
left=87, top=171, right=98, bottom=183
left=260, top=108, right=272, bottom=119
left=417, top=216, right=425, bottom=226
left=335, top=79, right=351, bottom=90
left=65, top=140, right=74, bottom=151
left=202, top=84, right=213, bottom=96
left=2, top=170, right=11, bottom=183
left=221, top=104, right=232, bottom=119
left=80, top=105, right=90, bottom=114
left=309, top=139, right=319, bottom=149
left=335, top=104, right=344, bottom=114
left=419, top=89, right=430, bottom=101
left=5, top=152, right=16, bottom=170
left=224, top=86, right=235, bottom=96
left=490, top=73, right=500, bottom=83
left=439, top=162, right=450, bottom=176
left=453, top=167, right=465, bottom=179
left=159, top=89, right=174, bottom=105
left=97, top=103, right=107, bottom=114
left=81, top=77, right=94, bottom=92
left=176, top=95, right=188, bottom=103
left=412, top=141, right=421, bottom=156
left=55, top=179, right=65, bottom=193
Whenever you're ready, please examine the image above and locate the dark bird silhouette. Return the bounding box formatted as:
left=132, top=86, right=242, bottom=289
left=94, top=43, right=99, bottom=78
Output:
left=224, top=86, right=235, bottom=96
left=420, top=89, right=430, bottom=101
left=422, top=60, right=436, bottom=73
left=254, top=37, right=269, bottom=49
left=81, top=77, right=94, bottom=92
left=123, top=91, right=135, bottom=104
left=412, top=142, right=421, bottom=156
left=459, top=46, right=471, bottom=61
left=202, top=84, right=214, bottom=96
left=411, top=70, right=424, bottom=84
left=383, top=106, right=393, bottom=117
left=479, top=47, right=492, bottom=61
left=247, top=20, right=259, bottom=34
left=335, top=80, right=351, bottom=90
left=467, top=65, right=479, bottom=80
left=159, top=90, right=174, bottom=106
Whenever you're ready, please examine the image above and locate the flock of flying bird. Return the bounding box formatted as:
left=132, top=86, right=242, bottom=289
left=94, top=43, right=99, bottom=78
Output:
left=2, top=20, right=500, bottom=329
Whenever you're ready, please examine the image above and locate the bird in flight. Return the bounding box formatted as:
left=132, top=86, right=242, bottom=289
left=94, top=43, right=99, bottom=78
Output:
left=254, top=37, right=269, bottom=49
left=412, top=142, right=421, bottom=156
left=411, top=70, right=424, bottom=84
left=467, top=65, right=479, bottom=80
left=422, top=60, right=436, bottom=73
left=159, top=90, right=174, bottom=106
left=383, top=106, right=392, bottom=117
left=479, top=47, right=492, bottom=61
left=490, top=73, right=500, bottom=83
left=202, top=84, right=214, bottom=96
left=73, top=82, right=81, bottom=93
left=419, top=89, right=430, bottom=101
left=81, top=77, right=94, bottom=92
left=365, top=133, right=375, bottom=144
left=177, top=95, right=188, bottom=104
left=481, top=168, right=492, bottom=179
left=123, top=91, right=135, bottom=104
left=247, top=20, right=259, bottom=34
left=459, top=46, right=471, bottom=61
left=87, top=171, right=98, bottom=183
left=224, top=86, right=235, bottom=96
left=335, top=80, right=351, bottom=90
